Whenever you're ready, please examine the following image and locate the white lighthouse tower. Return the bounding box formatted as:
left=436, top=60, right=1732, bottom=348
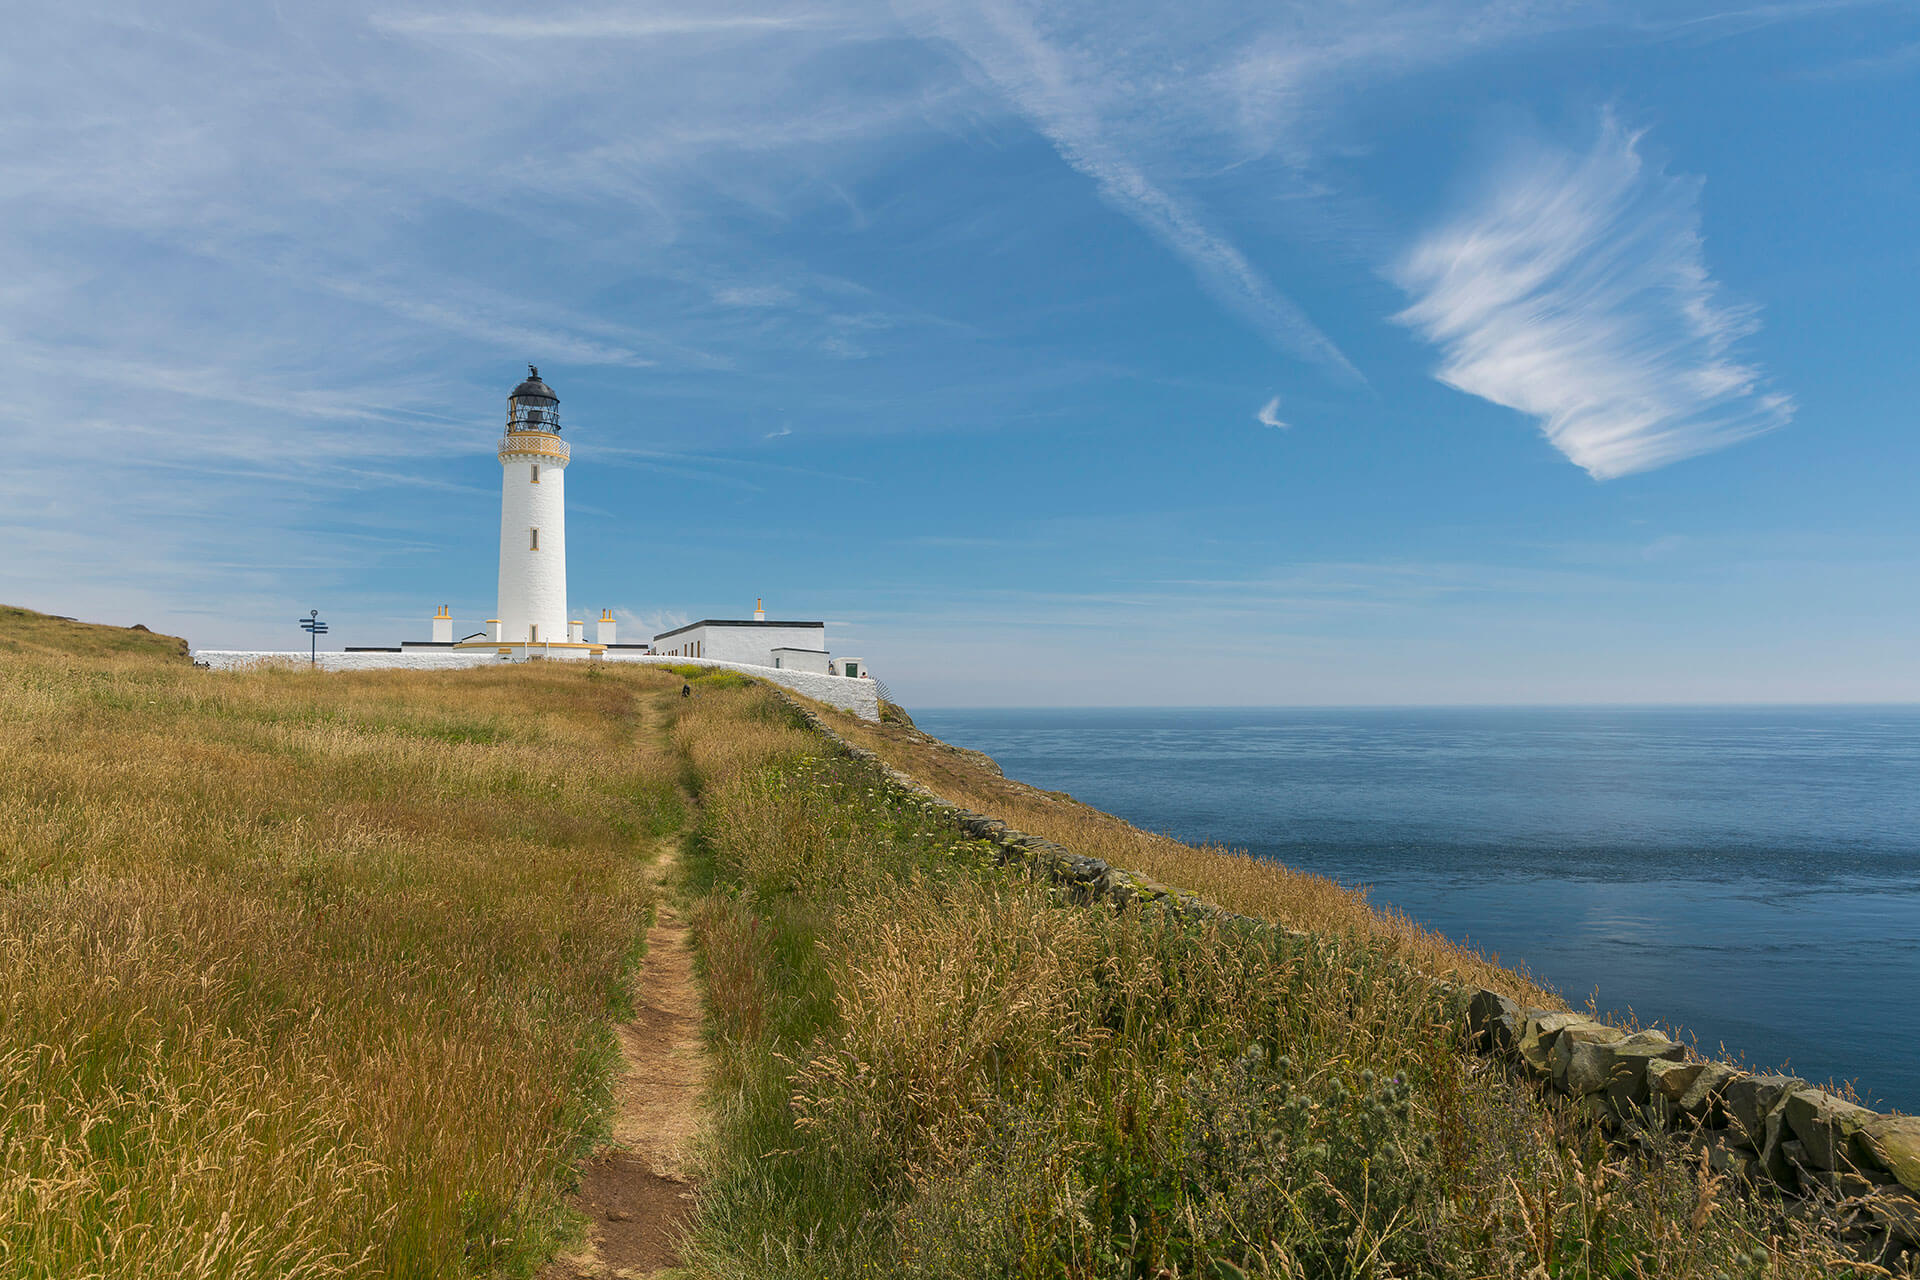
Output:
left=495, top=367, right=570, bottom=646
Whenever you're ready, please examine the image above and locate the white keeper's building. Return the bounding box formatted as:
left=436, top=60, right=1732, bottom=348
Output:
left=653, top=600, right=865, bottom=677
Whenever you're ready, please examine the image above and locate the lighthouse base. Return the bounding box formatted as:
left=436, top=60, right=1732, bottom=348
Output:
left=451, top=640, right=606, bottom=662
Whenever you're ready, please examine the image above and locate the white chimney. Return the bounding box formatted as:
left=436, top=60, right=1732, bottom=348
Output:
left=753, top=596, right=767, bottom=622
left=431, top=605, right=452, bottom=643
left=596, top=609, right=617, bottom=645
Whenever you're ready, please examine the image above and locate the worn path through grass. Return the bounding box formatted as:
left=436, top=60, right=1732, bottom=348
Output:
left=545, top=692, right=709, bottom=1280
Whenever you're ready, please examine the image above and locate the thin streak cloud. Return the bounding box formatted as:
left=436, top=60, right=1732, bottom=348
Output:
left=1393, top=115, right=1793, bottom=480
left=896, top=0, right=1361, bottom=381
left=371, top=12, right=817, bottom=39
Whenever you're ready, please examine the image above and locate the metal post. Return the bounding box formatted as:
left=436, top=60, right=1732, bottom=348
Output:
left=298, top=609, right=328, bottom=666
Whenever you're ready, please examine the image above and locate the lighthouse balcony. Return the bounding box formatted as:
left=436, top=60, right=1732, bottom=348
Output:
left=498, top=431, right=570, bottom=462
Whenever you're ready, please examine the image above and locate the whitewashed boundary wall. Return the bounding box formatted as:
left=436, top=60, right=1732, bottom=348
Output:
left=191, top=650, right=882, bottom=720
left=195, top=651, right=503, bottom=673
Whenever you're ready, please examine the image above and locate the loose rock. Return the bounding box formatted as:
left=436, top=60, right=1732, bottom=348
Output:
left=1783, top=1089, right=1874, bottom=1172
left=1594, top=1032, right=1688, bottom=1109
left=1860, top=1115, right=1920, bottom=1196
left=1553, top=1022, right=1626, bottom=1094
left=1647, top=1058, right=1705, bottom=1108
left=1517, top=1012, right=1587, bottom=1075
left=1467, top=989, right=1522, bottom=1052
left=1677, top=1062, right=1742, bottom=1127
left=1725, top=1073, right=1805, bottom=1150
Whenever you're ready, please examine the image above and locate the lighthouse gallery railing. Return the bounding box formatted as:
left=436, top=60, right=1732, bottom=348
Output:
left=497, top=432, right=571, bottom=461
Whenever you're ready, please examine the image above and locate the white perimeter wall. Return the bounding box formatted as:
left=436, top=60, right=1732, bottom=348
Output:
left=196, top=650, right=506, bottom=672
left=653, top=622, right=826, bottom=666
left=192, top=650, right=881, bottom=719
left=497, top=454, right=568, bottom=644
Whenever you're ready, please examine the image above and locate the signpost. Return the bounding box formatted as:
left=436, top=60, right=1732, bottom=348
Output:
left=299, top=609, right=328, bottom=665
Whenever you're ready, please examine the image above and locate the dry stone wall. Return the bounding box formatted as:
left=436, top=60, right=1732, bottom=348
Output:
left=783, top=697, right=1920, bottom=1264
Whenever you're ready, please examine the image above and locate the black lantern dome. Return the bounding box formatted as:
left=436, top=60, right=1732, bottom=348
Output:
left=507, top=365, right=560, bottom=433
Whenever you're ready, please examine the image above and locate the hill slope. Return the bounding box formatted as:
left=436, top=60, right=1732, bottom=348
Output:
left=0, top=603, right=188, bottom=661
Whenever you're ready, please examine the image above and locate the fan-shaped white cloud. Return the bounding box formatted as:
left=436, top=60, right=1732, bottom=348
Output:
left=1393, top=115, right=1792, bottom=480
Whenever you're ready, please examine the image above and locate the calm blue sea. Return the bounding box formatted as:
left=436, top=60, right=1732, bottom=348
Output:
left=914, top=707, right=1920, bottom=1112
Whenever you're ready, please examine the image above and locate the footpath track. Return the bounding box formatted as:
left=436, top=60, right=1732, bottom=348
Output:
left=545, top=696, right=707, bottom=1280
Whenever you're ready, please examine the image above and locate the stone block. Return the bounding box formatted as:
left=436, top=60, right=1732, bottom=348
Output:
left=1592, top=1033, right=1688, bottom=1109
left=1677, top=1063, right=1742, bottom=1127
left=1552, top=1022, right=1626, bottom=1094
left=1467, top=989, right=1521, bottom=1052
left=1725, top=1073, right=1805, bottom=1150
left=1783, top=1089, right=1874, bottom=1172
left=1516, top=1012, right=1588, bottom=1077
left=1648, top=1058, right=1706, bottom=1107
left=1760, top=1102, right=1804, bottom=1188
left=1859, top=1115, right=1920, bottom=1196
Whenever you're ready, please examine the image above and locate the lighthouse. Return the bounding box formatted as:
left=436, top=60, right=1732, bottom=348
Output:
left=495, top=367, right=570, bottom=645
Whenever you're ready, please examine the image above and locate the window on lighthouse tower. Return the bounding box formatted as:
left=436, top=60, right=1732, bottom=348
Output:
left=530, top=528, right=539, bottom=551
left=531, top=464, right=540, bottom=484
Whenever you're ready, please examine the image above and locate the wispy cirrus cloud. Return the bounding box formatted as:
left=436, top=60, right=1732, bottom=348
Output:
left=1255, top=396, right=1288, bottom=429
left=370, top=11, right=821, bottom=39
left=895, top=0, right=1362, bottom=381
left=1393, top=114, right=1793, bottom=480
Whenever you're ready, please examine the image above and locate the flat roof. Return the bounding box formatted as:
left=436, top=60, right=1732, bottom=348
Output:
left=653, top=618, right=824, bottom=641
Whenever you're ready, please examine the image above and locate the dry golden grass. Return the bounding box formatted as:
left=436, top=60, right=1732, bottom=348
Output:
left=0, top=608, right=691, bottom=1278
left=810, top=704, right=1556, bottom=1005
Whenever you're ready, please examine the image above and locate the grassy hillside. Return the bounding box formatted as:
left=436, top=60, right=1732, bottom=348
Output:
left=0, top=607, right=686, bottom=1277
left=0, top=606, right=1878, bottom=1277
left=0, top=603, right=189, bottom=661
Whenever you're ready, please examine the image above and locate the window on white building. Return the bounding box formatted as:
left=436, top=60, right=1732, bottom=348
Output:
left=531, top=464, right=540, bottom=484
left=530, top=528, right=539, bottom=551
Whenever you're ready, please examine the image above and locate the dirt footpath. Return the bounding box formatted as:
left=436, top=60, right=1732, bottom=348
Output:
left=544, top=838, right=705, bottom=1279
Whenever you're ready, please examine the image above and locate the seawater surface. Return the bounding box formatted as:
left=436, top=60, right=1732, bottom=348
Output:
left=913, top=707, right=1920, bottom=1112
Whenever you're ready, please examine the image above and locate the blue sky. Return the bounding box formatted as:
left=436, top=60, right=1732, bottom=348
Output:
left=4, top=1, right=1917, bottom=706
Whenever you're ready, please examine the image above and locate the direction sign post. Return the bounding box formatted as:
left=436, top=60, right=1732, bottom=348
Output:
left=298, top=609, right=329, bottom=666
